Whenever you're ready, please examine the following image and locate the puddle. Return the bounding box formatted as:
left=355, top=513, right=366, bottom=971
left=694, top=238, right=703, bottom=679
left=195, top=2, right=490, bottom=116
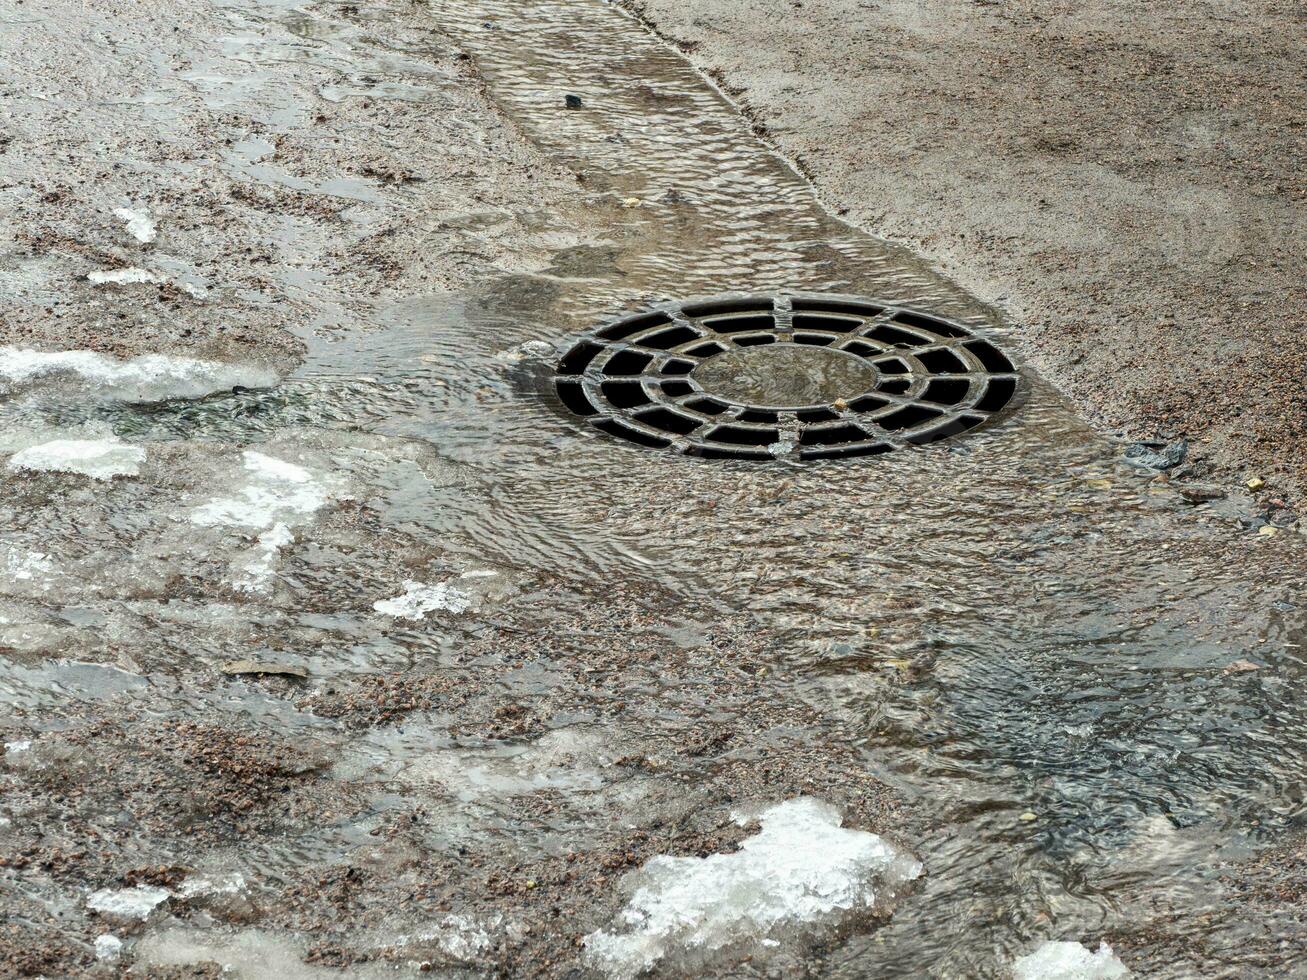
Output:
left=3, top=0, right=1305, bottom=976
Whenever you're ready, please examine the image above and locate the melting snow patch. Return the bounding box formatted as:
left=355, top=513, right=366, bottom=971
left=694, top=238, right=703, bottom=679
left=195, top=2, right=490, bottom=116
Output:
left=114, top=206, right=157, bottom=243
left=87, top=267, right=161, bottom=285
left=0, top=348, right=278, bottom=402
left=193, top=453, right=339, bottom=529
left=8, top=436, right=145, bottom=480
left=231, top=523, right=295, bottom=593
left=374, top=580, right=473, bottom=619
left=585, top=797, right=922, bottom=977
left=422, top=914, right=493, bottom=960
left=95, top=934, right=124, bottom=961
left=1012, top=941, right=1130, bottom=980
left=87, top=885, right=170, bottom=920
left=4, top=550, right=54, bottom=587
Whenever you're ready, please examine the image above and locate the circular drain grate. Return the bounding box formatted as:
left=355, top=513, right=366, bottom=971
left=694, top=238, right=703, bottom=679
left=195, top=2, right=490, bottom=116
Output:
left=554, top=293, right=1020, bottom=460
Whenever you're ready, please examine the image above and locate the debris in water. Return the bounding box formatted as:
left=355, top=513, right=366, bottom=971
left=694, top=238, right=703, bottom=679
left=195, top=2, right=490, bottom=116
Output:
left=1247, top=477, right=1265, bottom=491
left=565, top=93, right=584, bottom=109
left=1011, top=940, right=1129, bottom=979
left=0, top=347, right=278, bottom=402
left=220, top=659, right=308, bottom=679
left=1223, top=659, right=1261, bottom=674
left=621, top=197, right=642, bottom=208
left=86, top=884, right=170, bottom=920
left=114, top=206, right=157, bottom=243
left=584, top=797, right=921, bottom=977
left=373, top=580, right=473, bottom=619
left=87, top=266, right=161, bottom=285
left=7, top=436, right=145, bottom=480
left=1123, top=439, right=1186, bottom=471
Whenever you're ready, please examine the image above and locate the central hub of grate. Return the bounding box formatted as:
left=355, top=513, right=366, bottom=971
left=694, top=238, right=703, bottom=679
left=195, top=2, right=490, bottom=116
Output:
left=691, top=344, right=881, bottom=409
left=553, top=292, right=1020, bottom=461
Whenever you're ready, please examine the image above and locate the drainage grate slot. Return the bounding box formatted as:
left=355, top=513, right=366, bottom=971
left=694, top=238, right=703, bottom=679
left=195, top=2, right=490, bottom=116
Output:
left=684, top=342, right=728, bottom=358
left=894, top=310, right=969, bottom=338
left=796, top=407, right=840, bottom=422
left=553, top=293, right=1019, bottom=460
left=710, top=425, right=779, bottom=446
left=792, top=297, right=885, bottom=318
left=917, top=348, right=967, bottom=374
left=706, top=314, right=776, bottom=333
left=640, top=325, right=702, bottom=350
left=975, top=377, right=1017, bottom=413
left=966, top=341, right=1015, bottom=373
left=603, top=349, right=653, bottom=375
left=635, top=407, right=703, bottom=436
left=601, top=381, right=652, bottom=409
left=794, top=333, right=836, bottom=346
left=683, top=397, right=728, bottom=415
left=923, top=378, right=970, bottom=405
left=849, top=395, right=888, bottom=412
left=801, top=423, right=868, bottom=447
left=660, top=379, right=694, bottom=397
left=869, top=324, right=924, bottom=347
left=878, top=404, right=943, bottom=431
left=555, top=380, right=599, bottom=417
left=558, top=342, right=603, bottom=376
left=793, top=313, right=864, bottom=332
left=598, top=312, right=671, bottom=340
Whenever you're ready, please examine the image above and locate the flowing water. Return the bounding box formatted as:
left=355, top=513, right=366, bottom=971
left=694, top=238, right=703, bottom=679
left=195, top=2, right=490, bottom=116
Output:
left=4, top=0, right=1306, bottom=976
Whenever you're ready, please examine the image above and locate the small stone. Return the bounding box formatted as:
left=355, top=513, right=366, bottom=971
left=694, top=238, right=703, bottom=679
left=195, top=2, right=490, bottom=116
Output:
left=1247, top=477, right=1265, bottom=490
left=1123, top=438, right=1186, bottom=470
left=564, top=94, right=583, bottom=109
left=1177, top=484, right=1225, bottom=504
left=1257, top=525, right=1278, bottom=537
left=1223, top=659, right=1261, bottom=674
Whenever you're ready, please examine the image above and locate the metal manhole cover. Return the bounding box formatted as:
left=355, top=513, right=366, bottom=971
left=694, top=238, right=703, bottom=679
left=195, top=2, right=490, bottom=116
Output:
left=553, top=292, right=1021, bottom=460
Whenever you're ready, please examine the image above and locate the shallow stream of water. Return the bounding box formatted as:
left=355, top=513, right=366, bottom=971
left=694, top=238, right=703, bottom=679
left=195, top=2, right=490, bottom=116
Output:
left=4, top=0, right=1306, bottom=976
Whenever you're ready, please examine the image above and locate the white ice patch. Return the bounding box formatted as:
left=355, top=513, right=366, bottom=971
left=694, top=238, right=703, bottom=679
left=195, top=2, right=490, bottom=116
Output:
left=8, top=436, right=145, bottom=480
left=114, top=206, right=157, bottom=243
left=230, top=523, right=294, bottom=593
left=192, top=453, right=343, bottom=591
left=87, top=267, right=161, bottom=285
left=423, top=914, right=493, bottom=960
left=5, top=550, right=53, bottom=583
left=176, top=872, right=247, bottom=899
left=1012, top=941, right=1129, bottom=980
left=86, top=885, right=170, bottom=920
left=373, top=580, right=473, bottom=619
left=95, top=934, right=124, bottom=961
left=0, top=348, right=278, bottom=403
left=193, top=453, right=338, bottom=530
left=585, top=797, right=922, bottom=977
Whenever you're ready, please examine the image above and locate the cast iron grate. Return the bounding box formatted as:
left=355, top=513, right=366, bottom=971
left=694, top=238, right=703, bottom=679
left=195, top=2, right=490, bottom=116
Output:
left=553, top=292, right=1020, bottom=460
